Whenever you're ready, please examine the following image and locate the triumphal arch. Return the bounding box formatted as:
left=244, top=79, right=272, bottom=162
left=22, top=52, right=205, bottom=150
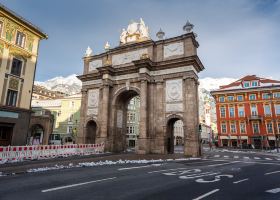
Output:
left=77, top=19, right=204, bottom=157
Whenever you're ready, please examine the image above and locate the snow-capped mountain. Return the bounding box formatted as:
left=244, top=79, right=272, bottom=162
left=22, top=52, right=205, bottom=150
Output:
left=199, top=77, right=237, bottom=91
left=35, top=74, right=82, bottom=95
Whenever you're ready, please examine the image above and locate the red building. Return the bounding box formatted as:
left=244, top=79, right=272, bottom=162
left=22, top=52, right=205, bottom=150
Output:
left=211, top=75, right=280, bottom=149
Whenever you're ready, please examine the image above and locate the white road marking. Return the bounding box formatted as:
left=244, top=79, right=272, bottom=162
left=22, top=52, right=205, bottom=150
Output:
left=234, top=156, right=239, bottom=159
left=179, top=172, right=219, bottom=179
left=118, top=164, right=161, bottom=171
left=196, top=174, right=233, bottom=183
left=41, top=177, right=117, bottom=193
left=254, top=157, right=260, bottom=160
left=265, top=171, right=280, bottom=175
left=266, top=188, right=280, bottom=194
left=206, top=161, right=239, bottom=167
left=214, top=155, right=220, bottom=158
left=148, top=167, right=189, bottom=174
left=163, top=169, right=201, bottom=176
left=276, top=158, right=280, bottom=161
left=243, top=157, right=250, bottom=159
left=265, top=158, right=272, bottom=160
left=233, top=178, right=249, bottom=184
left=193, top=189, right=220, bottom=200
left=223, top=155, right=229, bottom=158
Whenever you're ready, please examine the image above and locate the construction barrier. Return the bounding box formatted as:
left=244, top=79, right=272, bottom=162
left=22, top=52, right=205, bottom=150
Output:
left=0, top=143, right=105, bottom=163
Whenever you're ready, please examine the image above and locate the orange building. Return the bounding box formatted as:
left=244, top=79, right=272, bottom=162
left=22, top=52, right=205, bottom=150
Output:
left=211, top=75, right=280, bottom=149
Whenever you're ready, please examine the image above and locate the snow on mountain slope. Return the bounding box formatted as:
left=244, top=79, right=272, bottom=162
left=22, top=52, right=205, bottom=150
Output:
left=199, top=77, right=237, bottom=91
left=35, top=74, right=82, bottom=95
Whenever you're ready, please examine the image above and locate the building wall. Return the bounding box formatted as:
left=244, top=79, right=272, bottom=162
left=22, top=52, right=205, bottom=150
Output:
left=0, top=6, right=46, bottom=146
left=213, top=87, right=280, bottom=148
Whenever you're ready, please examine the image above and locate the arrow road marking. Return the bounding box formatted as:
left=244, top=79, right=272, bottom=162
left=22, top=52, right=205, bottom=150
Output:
left=214, top=155, right=220, bottom=158
left=265, top=158, right=272, bottom=160
left=193, top=189, right=220, bottom=200
left=254, top=157, right=260, bottom=160
left=41, top=177, right=117, bottom=193
left=179, top=172, right=219, bottom=179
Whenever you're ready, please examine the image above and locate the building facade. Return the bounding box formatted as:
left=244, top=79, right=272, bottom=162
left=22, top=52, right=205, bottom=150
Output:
left=126, top=96, right=140, bottom=148
left=0, top=4, right=47, bottom=146
left=211, top=75, right=280, bottom=149
left=31, top=94, right=81, bottom=139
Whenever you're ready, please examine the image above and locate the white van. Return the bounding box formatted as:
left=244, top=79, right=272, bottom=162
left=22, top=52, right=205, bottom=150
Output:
left=48, top=133, right=62, bottom=145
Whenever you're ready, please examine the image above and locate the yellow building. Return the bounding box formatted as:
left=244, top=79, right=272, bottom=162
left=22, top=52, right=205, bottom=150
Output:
left=31, top=94, right=81, bottom=140
left=0, top=4, right=47, bottom=146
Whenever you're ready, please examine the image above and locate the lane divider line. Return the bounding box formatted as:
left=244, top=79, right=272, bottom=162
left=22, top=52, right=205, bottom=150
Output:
left=266, top=188, right=280, bottom=194
left=118, top=164, right=161, bottom=171
left=233, top=178, right=249, bottom=184
left=193, top=189, right=220, bottom=200
left=41, top=177, right=117, bottom=193
left=265, top=171, right=280, bottom=175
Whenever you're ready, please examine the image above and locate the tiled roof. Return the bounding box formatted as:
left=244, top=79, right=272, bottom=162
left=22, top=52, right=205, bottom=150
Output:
left=218, top=75, right=280, bottom=91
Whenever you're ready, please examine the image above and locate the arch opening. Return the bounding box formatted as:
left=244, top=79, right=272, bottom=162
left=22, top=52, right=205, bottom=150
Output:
left=86, top=120, right=97, bottom=144
left=29, top=124, right=44, bottom=145
left=113, top=89, right=140, bottom=153
left=166, top=118, right=184, bottom=154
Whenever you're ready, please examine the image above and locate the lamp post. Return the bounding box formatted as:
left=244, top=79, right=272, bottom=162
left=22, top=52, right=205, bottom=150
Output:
left=269, top=92, right=279, bottom=152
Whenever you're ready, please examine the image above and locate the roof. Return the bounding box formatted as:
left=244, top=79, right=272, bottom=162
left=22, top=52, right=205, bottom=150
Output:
left=31, top=99, right=61, bottom=107
left=0, top=3, right=48, bottom=39
left=217, top=75, right=280, bottom=91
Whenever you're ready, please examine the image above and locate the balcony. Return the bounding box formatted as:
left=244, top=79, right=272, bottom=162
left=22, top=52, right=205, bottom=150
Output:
left=247, top=115, right=263, bottom=121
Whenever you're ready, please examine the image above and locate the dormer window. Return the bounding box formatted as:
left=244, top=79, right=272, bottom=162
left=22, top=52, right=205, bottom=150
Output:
left=243, top=81, right=250, bottom=88
left=252, top=81, right=258, bottom=87
left=16, top=31, right=26, bottom=48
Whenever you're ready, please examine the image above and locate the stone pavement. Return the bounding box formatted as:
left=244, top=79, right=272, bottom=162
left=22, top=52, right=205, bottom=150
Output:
left=0, top=153, right=187, bottom=174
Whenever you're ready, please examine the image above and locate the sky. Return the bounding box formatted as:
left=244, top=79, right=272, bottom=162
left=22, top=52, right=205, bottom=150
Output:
left=1, top=0, right=279, bottom=81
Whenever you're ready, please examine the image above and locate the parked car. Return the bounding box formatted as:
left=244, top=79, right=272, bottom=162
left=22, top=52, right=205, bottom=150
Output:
left=48, top=133, right=62, bottom=145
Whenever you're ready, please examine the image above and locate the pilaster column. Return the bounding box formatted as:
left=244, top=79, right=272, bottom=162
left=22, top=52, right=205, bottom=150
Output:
left=100, top=82, right=110, bottom=139
left=184, top=77, right=200, bottom=157
left=78, top=89, right=87, bottom=144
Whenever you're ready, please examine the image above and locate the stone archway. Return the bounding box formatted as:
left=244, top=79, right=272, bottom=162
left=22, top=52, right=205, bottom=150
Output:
left=85, top=120, right=97, bottom=144
left=29, top=124, right=44, bottom=145
left=77, top=26, right=204, bottom=157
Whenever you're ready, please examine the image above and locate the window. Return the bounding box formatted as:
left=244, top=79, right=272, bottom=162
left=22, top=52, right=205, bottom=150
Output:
left=229, top=107, right=235, bottom=117
left=227, top=96, right=234, bottom=101
left=16, top=31, right=26, bottom=47
left=68, top=114, right=74, bottom=122
left=275, top=104, right=280, bottom=115
left=274, top=92, right=280, bottom=99
left=6, top=90, right=18, bottom=106
left=251, top=104, right=258, bottom=115
left=237, top=95, right=243, bottom=101
left=219, top=96, right=225, bottom=102
left=249, top=94, right=256, bottom=101
left=278, top=123, right=280, bottom=134
left=243, top=82, right=250, bottom=88
left=240, top=122, right=246, bottom=134
left=230, top=123, right=236, bottom=133
left=252, top=81, right=258, bottom=87
left=262, top=93, right=270, bottom=99
left=264, top=105, right=271, bottom=115
left=238, top=106, right=245, bottom=117
left=253, top=123, right=260, bottom=134
left=220, top=107, right=226, bottom=118
left=10, top=58, right=23, bottom=77
left=67, top=126, right=73, bottom=134
left=221, top=123, right=227, bottom=133
left=266, top=122, right=273, bottom=133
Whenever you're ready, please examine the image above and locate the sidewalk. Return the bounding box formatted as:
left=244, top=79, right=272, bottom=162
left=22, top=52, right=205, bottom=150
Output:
left=0, top=153, right=188, bottom=175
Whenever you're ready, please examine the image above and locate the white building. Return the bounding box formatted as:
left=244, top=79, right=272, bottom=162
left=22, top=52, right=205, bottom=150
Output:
left=126, top=96, right=140, bottom=147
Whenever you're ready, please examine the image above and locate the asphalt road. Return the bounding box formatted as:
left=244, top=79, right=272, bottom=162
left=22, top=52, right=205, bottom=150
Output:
left=1, top=149, right=280, bottom=200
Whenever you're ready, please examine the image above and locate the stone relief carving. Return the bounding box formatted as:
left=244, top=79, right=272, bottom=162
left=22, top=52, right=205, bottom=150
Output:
left=117, top=110, right=123, bottom=128
left=87, top=89, right=99, bottom=115
left=166, top=79, right=183, bottom=102
left=163, top=42, right=184, bottom=58
left=89, top=59, right=102, bottom=71
left=166, top=103, right=183, bottom=112
left=112, top=48, right=148, bottom=66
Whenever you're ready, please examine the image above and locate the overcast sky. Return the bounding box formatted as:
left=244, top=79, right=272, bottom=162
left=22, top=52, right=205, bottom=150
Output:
left=1, top=0, right=279, bottom=81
